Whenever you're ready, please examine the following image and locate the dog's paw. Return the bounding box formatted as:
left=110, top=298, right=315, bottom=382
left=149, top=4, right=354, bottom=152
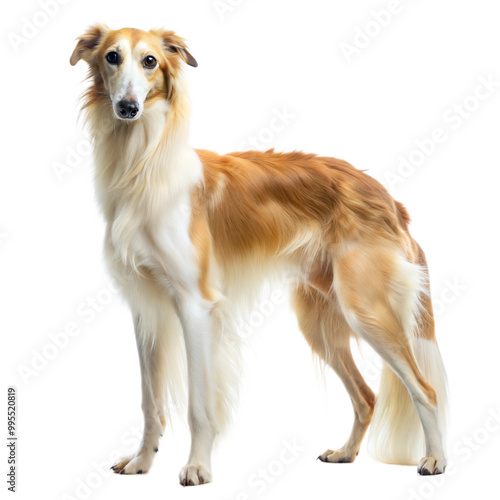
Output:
left=111, top=451, right=156, bottom=475
left=179, top=464, right=211, bottom=486
left=417, top=456, right=447, bottom=475
left=317, top=448, right=358, bottom=463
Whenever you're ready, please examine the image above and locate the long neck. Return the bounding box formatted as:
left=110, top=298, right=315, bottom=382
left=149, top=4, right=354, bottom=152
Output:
left=87, top=90, right=201, bottom=220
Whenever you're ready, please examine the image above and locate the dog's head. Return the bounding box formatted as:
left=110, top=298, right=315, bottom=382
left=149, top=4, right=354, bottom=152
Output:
left=70, top=25, right=197, bottom=121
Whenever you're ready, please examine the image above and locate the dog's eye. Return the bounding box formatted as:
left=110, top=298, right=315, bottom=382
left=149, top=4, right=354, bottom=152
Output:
left=106, top=51, right=119, bottom=64
left=144, top=55, right=157, bottom=68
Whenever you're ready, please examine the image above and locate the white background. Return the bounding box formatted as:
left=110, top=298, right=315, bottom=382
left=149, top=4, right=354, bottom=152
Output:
left=2, top=0, right=500, bottom=499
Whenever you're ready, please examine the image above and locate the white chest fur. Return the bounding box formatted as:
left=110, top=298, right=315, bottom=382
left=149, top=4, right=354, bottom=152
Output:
left=92, top=101, right=204, bottom=296
left=110, top=189, right=199, bottom=292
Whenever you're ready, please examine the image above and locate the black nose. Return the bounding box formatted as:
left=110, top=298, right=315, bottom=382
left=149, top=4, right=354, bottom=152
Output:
left=118, top=100, right=139, bottom=119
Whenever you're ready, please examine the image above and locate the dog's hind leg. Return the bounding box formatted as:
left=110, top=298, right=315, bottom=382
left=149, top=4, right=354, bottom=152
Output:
left=333, top=244, right=447, bottom=474
left=293, top=284, right=375, bottom=463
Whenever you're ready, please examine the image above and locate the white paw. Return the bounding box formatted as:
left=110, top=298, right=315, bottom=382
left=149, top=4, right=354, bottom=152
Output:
left=417, top=456, right=447, bottom=475
left=179, top=464, right=212, bottom=486
left=318, top=448, right=358, bottom=463
left=111, top=449, right=158, bottom=475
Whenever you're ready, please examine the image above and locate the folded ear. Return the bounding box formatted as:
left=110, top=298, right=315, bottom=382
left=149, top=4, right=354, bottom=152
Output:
left=70, top=24, right=109, bottom=66
left=155, top=29, right=198, bottom=68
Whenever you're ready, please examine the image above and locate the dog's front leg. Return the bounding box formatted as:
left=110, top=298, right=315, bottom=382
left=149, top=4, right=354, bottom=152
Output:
left=111, top=312, right=169, bottom=474
left=176, top=293, right=217, bottom=486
